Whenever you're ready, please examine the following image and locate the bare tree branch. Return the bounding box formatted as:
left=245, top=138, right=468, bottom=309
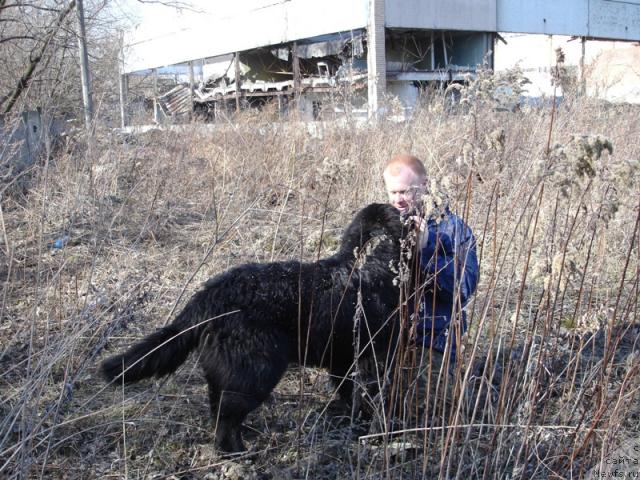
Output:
left=0, top=2, right=61, bottom=14
left=1, top=0, right=76, bottom=114
left=0, top=34, right=37, bottom=44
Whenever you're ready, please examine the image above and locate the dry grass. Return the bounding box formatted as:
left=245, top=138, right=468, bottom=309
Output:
left=1, top=78, right=639, bottom=479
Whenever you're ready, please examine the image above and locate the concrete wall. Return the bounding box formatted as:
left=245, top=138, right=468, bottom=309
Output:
left=497, top=0, right=640, bottom=40
left=124, top=0, right=368, bottom=74
left=0, top=111, right=48, bottom=175
left=497, top=0, right=588, bottom=36
left=589, top=0, right=640, bottom=40
left=385, top=0, right=497, bottom=31
left=385, top=0, right=640, bottom=40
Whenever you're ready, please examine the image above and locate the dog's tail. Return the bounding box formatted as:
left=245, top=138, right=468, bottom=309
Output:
left=101, top=288, right=218, bottom=384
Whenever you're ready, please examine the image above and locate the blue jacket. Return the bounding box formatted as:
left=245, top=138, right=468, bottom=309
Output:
left=413, top=211, right=478, bottom=357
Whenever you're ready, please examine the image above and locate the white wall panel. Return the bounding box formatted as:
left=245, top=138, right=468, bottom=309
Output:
left=589, top=0, right=640, bottom=40
left=385, top=0, right=496, bottom=31
left=124, top=0, right=368, bottom=73
left=497, top=0, right=640, bottom=39
left=497, top=0, right=588, bottom=35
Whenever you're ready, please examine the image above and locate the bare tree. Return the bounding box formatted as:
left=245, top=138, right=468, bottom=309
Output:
left=0, top=0, right=125, bottom=125
left=0, top=0, right=192, bottom=127
left=76, top=0, right=94, bottom=129
left=1, top=1, right=78, bottom=115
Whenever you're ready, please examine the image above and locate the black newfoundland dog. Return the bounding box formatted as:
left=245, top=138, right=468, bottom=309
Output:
left=101, top=203, right=407, bottom=452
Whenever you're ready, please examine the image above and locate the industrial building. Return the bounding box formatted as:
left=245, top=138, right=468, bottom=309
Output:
left=120, top=0, right=640, bottom=124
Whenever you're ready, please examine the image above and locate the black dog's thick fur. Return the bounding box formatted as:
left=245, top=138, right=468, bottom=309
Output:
left=101, top=203, right=405, bottom=452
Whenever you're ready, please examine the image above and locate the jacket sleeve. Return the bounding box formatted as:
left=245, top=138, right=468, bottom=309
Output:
left=420, top=216, right=479, bottom=306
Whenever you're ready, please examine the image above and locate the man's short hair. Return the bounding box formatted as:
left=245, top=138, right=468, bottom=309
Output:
left=384, top=154, right=427, bottom=180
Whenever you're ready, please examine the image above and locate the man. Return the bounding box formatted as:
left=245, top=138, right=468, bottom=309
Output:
left=383, top=154, right=478, bottom=361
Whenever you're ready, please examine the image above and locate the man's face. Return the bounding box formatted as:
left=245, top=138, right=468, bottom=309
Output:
left=383, top=166, right=425, bottom=215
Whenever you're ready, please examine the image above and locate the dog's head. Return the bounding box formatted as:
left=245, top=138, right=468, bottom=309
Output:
left=339, top=203, right=407, bottom=255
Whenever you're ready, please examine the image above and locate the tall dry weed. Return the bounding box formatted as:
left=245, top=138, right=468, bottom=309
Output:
left=0, top=72, right=639, bottom=478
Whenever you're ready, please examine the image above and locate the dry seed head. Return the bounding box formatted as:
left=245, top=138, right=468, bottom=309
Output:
left=551, top=47, right=574, bottom=90
left=353, top=235, right=386, bottom=270
left=419, top=178, right=449, bottom=221
left=548, top=134, right=614, bottom=197
left=595, top=185, right=621, bottom=228
left=462, top=142, right=474, bottom=166
left=387, top=95, right=405, bottom=117
left=618, top=158, right=639, bottom=189
left=430, top=101, right=445, bottom=114
left=567, top=134, right=613, bottom=178
left=394, top=227, right=419, bottom=285
left=388, top=259, right=399, bottom=274
left=317, top=156, right=354, bottom=184
left=485, top=128, right=506, bottom=152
